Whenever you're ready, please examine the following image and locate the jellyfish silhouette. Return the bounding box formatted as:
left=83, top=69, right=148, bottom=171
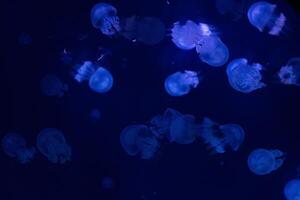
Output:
left=247, top=148, right=285, bottom=175
left=40, top=74, right=68, bottom=97
left=36, top=128, right=71, bottom=164
left=284, top=179, right=300, bottom=200
left=247, top=1, right=286, bottom=36
left=164, top=70, right=200, bottom=96
left=74, top=61, right=113, bottom=93
left=1, top=133, right=36, bottom=164
left=278, top=57, right=300, bottom=86
left=226, top=58, right=266, bottom=93
left=215, top=0, right=248, bottom=21
left=120, top=124, right=160, bottom=159
left=90, top=3, right=120, bottom=36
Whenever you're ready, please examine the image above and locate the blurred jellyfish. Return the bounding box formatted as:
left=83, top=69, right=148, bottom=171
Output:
left=247, top=148, right=285, bottom=175
left=60, top=49, right=73, bottom=64
left=74, top=61, right=113, bottom=93
left=18, top=32, right=32, bottom=45
left=90, top=108, right=102, bottom=122
left=1, top=133, right=36, bottom=164
left=226, top=58, right=266, bottom=93
left=284, top=179, right=300, bottom=200
left=215, top=0, right=248, bottom=21
left=36, top=128, right=71, bottom=164
left=40, top=74, right=68, bottom=97
left=101, top=176, right=114, bottom=189
left=247, top=1, right=286, bottom=36
left=164, top=70, right=200, bottom=96
left=278, top=57, right=300, bottom=86
left=120, top=124, right=160, bottom=159
left=90, top=3, right=120, bottom=36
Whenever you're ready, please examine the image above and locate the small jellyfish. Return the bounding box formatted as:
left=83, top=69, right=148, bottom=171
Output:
left=164, top=70, right=200, bottom=96
left=226, top=58, right=266, bottom=93
left=247, top=148, right=285, bottom=175
left=40, top=74, right=68, bottom=97
left=284, top=179, right=300, bottom=200
left=90, top=3, right=121, bottom=36
left=18, top=32, right=32, bottom=45
left=120, top=124, right=160, bottom=159
left=247, top=1, right=287, bottom=36
left=219, top=123, right=245, bottom=151
left=215, top=0, right=248, bottom=21
left=101, top=176, right=114, bottom=189
left=278, top=57, right=300, bottom=86
left=36, top=128, right=71, bottom=164
left=60, top=49, right=73, bottom=64
left=90, top=108, right=102, bottom=122
left=1, top=133, right=36, bottom=164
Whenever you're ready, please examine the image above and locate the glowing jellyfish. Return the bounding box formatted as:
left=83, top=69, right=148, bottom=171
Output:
left=215, top=0, right=247, bottom=21
left=247, top=148, right=285, bottom=175
left=1, top=133, right=36, bottom=164
left=164, top=70, right=200, bottom=96
left=247, top=1, right=286, bottom=36
left=278, top=57, right=300, bottom=86
left=40, top=74, right=68, bottom=97
left=120, top=124, right=160, bottom=159
left=226, top=58, right=266, bottom=93
left=90, top=3, right=120, bottom=36
left=74, top=61, right=113, bottom=93
left=36, top=128, right=71, bottom=164
left=284, top=179, right=300, bottom=200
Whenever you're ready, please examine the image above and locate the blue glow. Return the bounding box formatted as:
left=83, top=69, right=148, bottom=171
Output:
left=278, top=57, right=300, bottom=86
left=219, top=123, right=245, bottom=151
left=101, top=176, right=114, bottom=189
left=40, top=74, right=68, bottom=97
left=284, top=179, right=300, bottom=200
left=215, top=0, right=246, bottom=21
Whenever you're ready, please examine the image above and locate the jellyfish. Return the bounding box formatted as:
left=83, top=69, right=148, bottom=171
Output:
left=247, top=1, right=287, bottom=36
left=1, top=133, right=36, bottom=164
left=164, top=70, right=200, bottom=96
left=247, top=148, right=285, bottom=175
left=101, top=176, right=114, bottom=189
left=215, top=0, right=248, bottom=21
left=18, top=32, right=32, bottom=45
left=226, top=58, right=266, bottom=93
left=90, top=108, right=102, bottom=122
left=36, top=128, right=71, bottom=164
left=278, top=57, right=300, bottom=86
left=40, top=74, right=68, bottom=97
left=74, top=61, right=113, bottom=93
left=219, top=123, right=245, bottom=151
left=284, top=179, right=300, bottom=200
left=120, top=124, right=160, bottom=159
left=90, top=3, right=120, bottom=36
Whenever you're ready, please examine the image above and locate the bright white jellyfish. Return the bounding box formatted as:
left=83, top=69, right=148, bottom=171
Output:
left=74, top=61, right=113, bottom=93
left=36, top=128, right=71, bottom=164
left=164, top=70, right=200, bottom=96
left=1, top=133, right=36, bottom=164
left=284, top=179, right=300, bottom=200
left=247, top=1, right=286, bottom=36
left=40, top=74, right=68, bottom=97
left=226, top=58, right=266, bottom=93
left=90, top=3, right=120, bottom=36
left=120, top=124, right=160, bottom=159
left=247, top=148, right=285, bottom=175
left=278, top=57, right=300, bottom=86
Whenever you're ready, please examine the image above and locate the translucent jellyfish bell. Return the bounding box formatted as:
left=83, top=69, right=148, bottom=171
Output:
left=219, top=123, right=245, bottom=151
left=278, top=57, right=300, bottom=86
left=247, top=148, right=285, bottom=175
left=40, top=74, right=68, bottom=97
left=226, top=58, right=266, bottom=93
left=36, top=128, right=72, bottom=164
left=164, top=70, right=200, bottom=96
left=284, top=179, right=300, bottom=200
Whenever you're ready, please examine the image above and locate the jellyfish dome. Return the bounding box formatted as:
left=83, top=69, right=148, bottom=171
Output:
left=1, top=133, right=36, bottom=164
left=36, top=128, right=72, bottom=164
left=284, top=179, right=300, bottom=200
left=40, top=74, right=68, bottom=97
left=164, top=70, right=200, bottom=96
left=247, top=148, right=285, bottom=175
left=90, top=3, right=120, bottom=36
left=278, top=57, right=300, bottom=86
left=120, top=124, right=160, bottom=159
left=219, top=123, right=245, bottom=151
left=226, top=58, right=266, bottom=93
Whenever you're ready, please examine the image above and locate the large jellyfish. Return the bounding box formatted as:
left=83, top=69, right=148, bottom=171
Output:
left=284, top=179, right=300, bottom=200
left=120, top=124, right=160, bottom=159
left=164, top=70, right=200, bottom=96
left=90, top=3, right=120, bottom=36
left=1, top=133, right=36, bottom=164
left=278, top=57, right=300, bottom=86
left=247, top=148, right=285, bottom=175
left=226, top=58, right=266, bottom=93
left=40, top=74, right=68, bottom=97
left=36, top=128, right=72, bottom=164
left=215, top=0, right=248, bottom=21
left=247, top=1, right=287, bottom=36
left=74, top=61, right=113, bottom=93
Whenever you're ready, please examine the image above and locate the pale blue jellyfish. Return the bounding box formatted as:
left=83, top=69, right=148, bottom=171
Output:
left=284, top=179, right=300, bottom=200
left=226, top=58, right=266, bottom=93
left=120, top=124, right=160, bottom=159
left=74, top=61, right=113, bottom=93
left=36, top=128, right=71, bottom=164
left=278, top=57, right=300, bottom=86
left=247, top=148, right=285, bottom=175
left=164, top=70, right=200, bottom=96
left=40, top=74, right=68, bottom=97
left=1, top=133, right=36, bottom=164
left=247, top=1, right=286, bottom=36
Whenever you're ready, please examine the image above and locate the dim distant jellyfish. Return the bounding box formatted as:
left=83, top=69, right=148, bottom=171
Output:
left=1, top=133, right=36, bottom=164
left=284, top=179, right=300, bottom=200
left=101, top=176, right=114, bottom=189
left=18, top=32, right=32, bottom=45
left=278, top=57, right=300, bottom=86
left=36, top=128, right=71, bottom=164
left=247, top=1, right=287, bottom=36
left=247, top=148, right=285, bottom=175
left=74, top=61, right=113, bottom=93
left=226, top=58, right=266, bottom=93
left=90, top=3, right=120, bottom=36
left=60, top=49, right=73, bottom=64
left=40, top=74, right=68, bottom=97
left=215, top=0, right=247, bottom=21
left=90, top=108, right=102, bottom=122
left=164, top=70, right=200, bottom=96
left=120, top=124, right=160, bottom=159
